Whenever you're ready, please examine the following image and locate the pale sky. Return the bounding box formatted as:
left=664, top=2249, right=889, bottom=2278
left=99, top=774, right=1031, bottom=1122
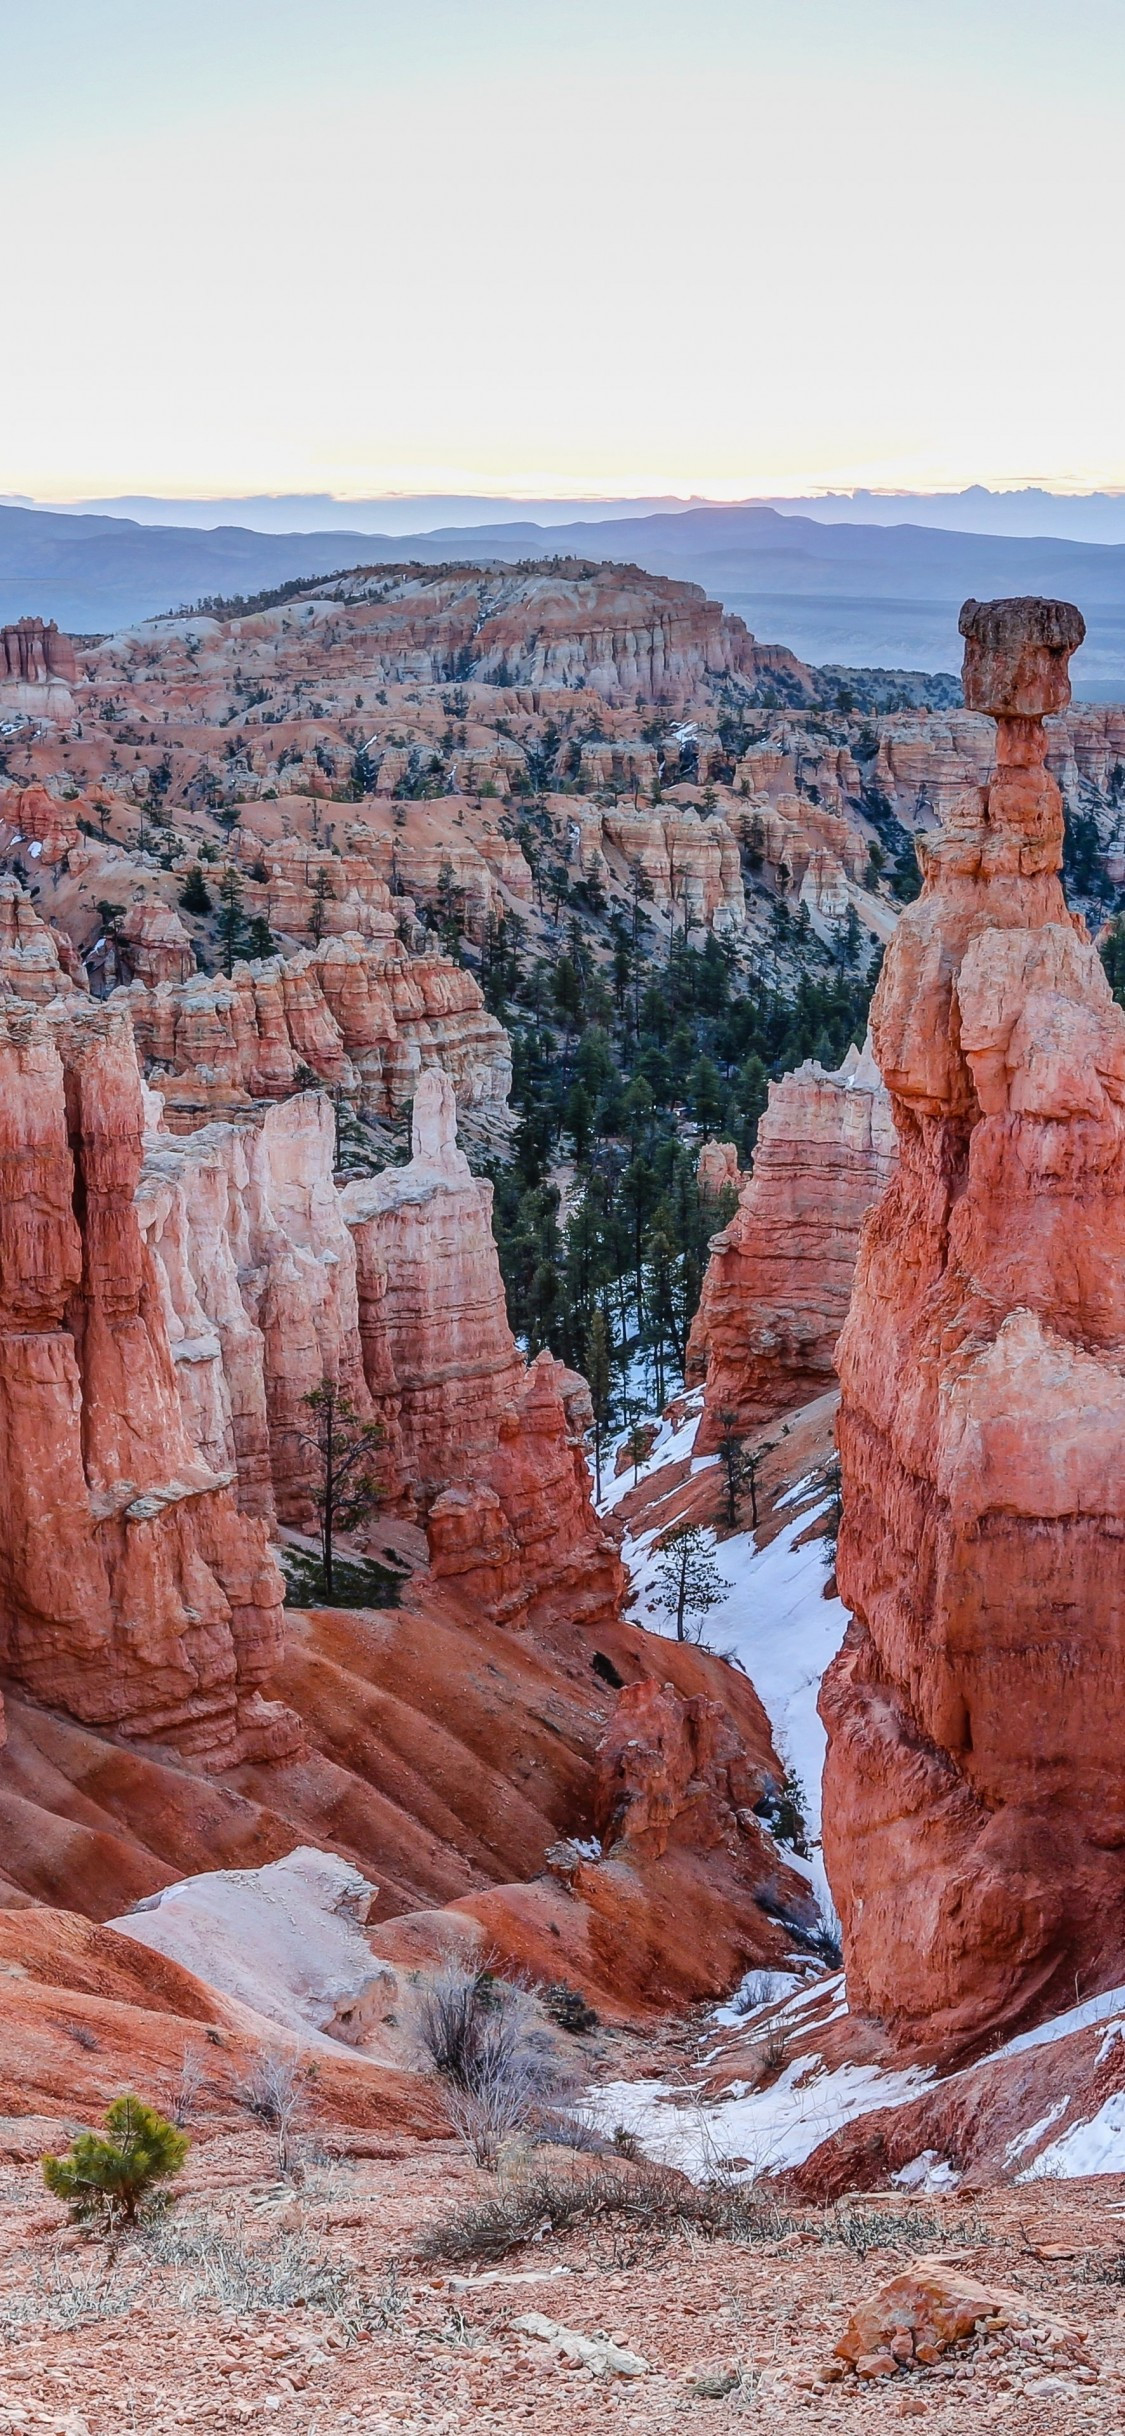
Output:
left=5, top=0, right=1125, bottom=502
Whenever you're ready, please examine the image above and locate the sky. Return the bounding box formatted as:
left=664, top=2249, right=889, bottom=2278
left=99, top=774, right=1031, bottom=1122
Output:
left=4, top=0, right=1125, bottom=502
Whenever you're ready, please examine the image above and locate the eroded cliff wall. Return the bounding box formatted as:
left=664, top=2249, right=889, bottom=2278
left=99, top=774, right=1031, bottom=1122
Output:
left=688, top=1043, right=897, bottom=1450
left=0, top=998, right=298, bottom=1766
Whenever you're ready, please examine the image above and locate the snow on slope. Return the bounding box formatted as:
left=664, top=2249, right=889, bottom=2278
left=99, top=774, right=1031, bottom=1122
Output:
left=610, top=1416, right=849, bottom=1847
left=590, top=1977, right=932, bottom=2181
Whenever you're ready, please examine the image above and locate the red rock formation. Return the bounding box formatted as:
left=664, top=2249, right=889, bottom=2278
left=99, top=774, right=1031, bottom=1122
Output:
left=0, top=996, right=299, bottom=1766
left=429, top=1352, right=626, bottom=1632
left=594, top=1679, right=764, bottom=1859
left=597, top=806, right=747, bottom=933
left=5, top=782, right=80, bottom=864
left=0, top=619, right=77, bottom=685
left=341, top=1070, right=525, bottom=1491
left=338, top=1071, right=623, bottom=1610
left=821, top=593, right=1125, bottom=2051
left=118, top=899, right=195, bottom=987
left=424, top=1665, right=818, bottom=2011
left=0, top=1906, right=439, bottom=2132
left=230, top=824, right=400, bottom=945
left=695, top=1138, right=742, bottom=1199
left=0, top=879, right=82, bottom=1003
left=125, top=936, right=511, bottom=1132
left=689, top=1043, right=897, bottom=1450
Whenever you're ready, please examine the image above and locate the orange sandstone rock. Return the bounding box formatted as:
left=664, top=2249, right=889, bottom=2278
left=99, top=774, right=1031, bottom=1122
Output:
left=820, top=593, right=1125, bottom=2050
left=118, top=897, right=195, bottom=986
left=125, top=935, right=510, bottom=1131
left=695, top=1137, right=742, bottom=1199
left=138, top=1088, right=392, bottom=1528
left=429, top=1351, right=626, bottom=1633
left=689, top=1043, right=896, bottom=1449
left=0, top=997, right=299, bottom=1766
left=341, top=1071, right=524, bottom=1494
left=5, top=781, right=80, bottom=863
left=0, top=878, right=82, bottom=1003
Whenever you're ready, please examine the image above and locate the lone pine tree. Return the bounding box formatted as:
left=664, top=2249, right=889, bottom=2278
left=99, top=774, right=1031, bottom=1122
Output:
left=300, top=1381, right=384, bottom=1598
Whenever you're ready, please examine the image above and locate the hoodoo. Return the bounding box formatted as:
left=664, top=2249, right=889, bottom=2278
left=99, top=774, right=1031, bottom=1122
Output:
left=819, top=592, right=1125, bottom=2049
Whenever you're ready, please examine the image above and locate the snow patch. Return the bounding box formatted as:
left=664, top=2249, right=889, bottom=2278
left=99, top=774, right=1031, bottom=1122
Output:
left=990, top=1981, right=1125, bottom=2062
left=1021, top=2090, right=1125, bottom=2181
left=598, top=1395, right=702, bottom=1513
left=591, top=2048, right=934, bottom=2182
left=712, top=1968, right=807, bottom=2027
left=1004, top=2099, right=1071, bottom=2167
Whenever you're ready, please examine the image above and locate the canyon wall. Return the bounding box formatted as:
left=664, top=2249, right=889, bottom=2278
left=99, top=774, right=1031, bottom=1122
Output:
left=0, top=1004, right=620, bottom=1798
left=688, top=1042, right=897, bottom=1450
left=137, top=1065, right=621, bottom=1626
left=822, top=594, right=1125, bottom=2051
left=0, top=997, right=298, bottom=1767
left=340, top=1074, right=524, bottom=1493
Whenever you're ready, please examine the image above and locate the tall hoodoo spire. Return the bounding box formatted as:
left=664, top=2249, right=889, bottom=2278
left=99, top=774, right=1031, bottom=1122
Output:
left=816, top=591, right=1125, bottom=2052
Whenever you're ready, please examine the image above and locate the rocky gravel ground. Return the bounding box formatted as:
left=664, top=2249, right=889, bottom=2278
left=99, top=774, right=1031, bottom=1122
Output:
left=0, top=2123, right=1122, bottom=2433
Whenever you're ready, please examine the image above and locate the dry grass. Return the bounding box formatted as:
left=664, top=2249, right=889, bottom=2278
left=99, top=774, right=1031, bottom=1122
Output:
left=416, top=2156, right=796, bottom=2263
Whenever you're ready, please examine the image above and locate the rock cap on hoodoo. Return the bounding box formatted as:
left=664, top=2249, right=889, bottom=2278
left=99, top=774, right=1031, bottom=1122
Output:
left=959, top=594, right=1086, bottom=719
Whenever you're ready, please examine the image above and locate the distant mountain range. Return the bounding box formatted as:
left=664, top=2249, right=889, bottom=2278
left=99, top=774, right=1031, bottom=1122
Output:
left=14, top=484, right=1125, bottom=545
left=6, top=493, right=1125, bottom=691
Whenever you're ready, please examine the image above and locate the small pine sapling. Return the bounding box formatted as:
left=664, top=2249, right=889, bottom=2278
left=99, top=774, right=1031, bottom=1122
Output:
left=42, top=2095, right=188, bottom=2228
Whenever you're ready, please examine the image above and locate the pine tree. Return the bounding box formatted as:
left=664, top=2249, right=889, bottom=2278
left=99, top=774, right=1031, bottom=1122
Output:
left=625, top=1419, right=651, bottom=1486
left=43, top=2095, right=188, bottom=2228
left=246, top=912, right=277, bottom=960
left=216, top=865, right=246, bottom=974
left=299, top=1382, right=384, bottom=1599
left=716, top=1410, right=746, bottom=1528
left=179, top=864, right=212, bottom=916
left=584, top=1307, right=612, bottom=1502
left=309, top=865, right=333, bottom=945
left=653, top=1522, right=730, bottom=1644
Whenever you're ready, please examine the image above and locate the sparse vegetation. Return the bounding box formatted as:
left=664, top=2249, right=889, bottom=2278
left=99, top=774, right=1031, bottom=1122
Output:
left=241, top=2050, right=311, bottom=2177
left=279, top=1540, right=403, bottom=1611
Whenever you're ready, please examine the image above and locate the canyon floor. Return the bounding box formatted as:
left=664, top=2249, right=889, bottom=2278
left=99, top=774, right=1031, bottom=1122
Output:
left=0, top=2117, right=1120, bottom=2433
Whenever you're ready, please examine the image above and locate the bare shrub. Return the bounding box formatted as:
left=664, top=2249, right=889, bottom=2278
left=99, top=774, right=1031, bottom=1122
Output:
left=411, top=1967, right=576, bottom=2170
left=541, top=1981, right=599, bottom=2036
left=416, top=2157, right=795, bottom=2264
left=760, top=2020, right=791, bottom=2078
left=172, top=2046, right=205, bottom=2128
left=241, top=2049, right=309, bottom=2176
left=729, top=1969, right=800, bottom=2017
left=824, top=2203, right=989, bottom=2255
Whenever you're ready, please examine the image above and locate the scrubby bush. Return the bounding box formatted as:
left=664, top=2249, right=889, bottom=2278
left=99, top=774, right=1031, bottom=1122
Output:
left=542, top=1980, right=599, bottom=2036
left=43, top=2095, right=188, bottom=2228
left=417, top=2156, right=795, bottom=2263
left=412, top=1965, right=577, bottom=2169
